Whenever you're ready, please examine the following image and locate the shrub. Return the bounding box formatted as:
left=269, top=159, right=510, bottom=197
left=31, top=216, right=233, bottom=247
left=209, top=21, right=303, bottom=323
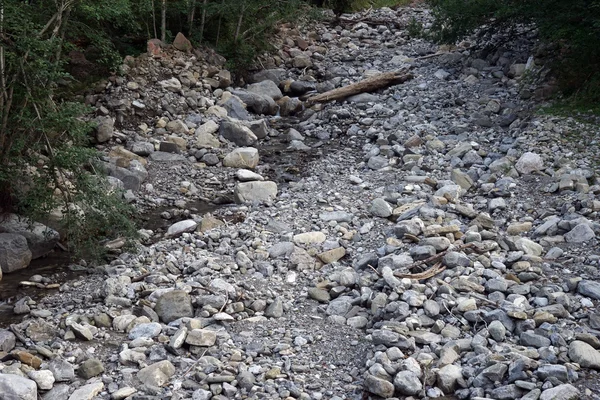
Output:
left=427, top=0, right=600, bottom=101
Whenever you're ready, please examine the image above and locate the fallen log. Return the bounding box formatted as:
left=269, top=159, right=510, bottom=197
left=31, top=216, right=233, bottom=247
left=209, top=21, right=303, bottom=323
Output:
left=307, top=70, right=414, bottom=104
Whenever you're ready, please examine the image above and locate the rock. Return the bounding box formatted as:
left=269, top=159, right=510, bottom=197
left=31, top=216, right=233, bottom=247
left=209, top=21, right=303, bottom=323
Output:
left=235, top=169, right=264, bottom=182
left=565, top=223, right=595, bottom=243
left=128, top=323, right=161, bottom=340
left=578, top=280, right=600, bottom=299
left=223, top=147, right=259, bottom=169
left=159, top=77, right=182, bottom=92
left=250, top=68, right=286, bottom=84
left=0, top=329, right=16, bottom=352
left=222, top=97, right=250, bottom=120
left=0, top=233, right=32, bottom=273
left=308, top=288, right=330, bottom=303
left=365, top=374, right=395, bottom=398
left=0, top=374, right=38, bottom=400
left=539, top=384, right=580, bottom=400
left=154, top=290, right=194, bottom=323
left=219, top=120, right=258, bottom=146
left=28, top=370, right=55, bottom=390
left=234, top=181, right=278, bottom=203
left=78, top=359, right=104, bottom=379
left=488, top=320, right=506, bottom=341
left=166, top=220, right=198, bottom=237
left=68, top=382, right=104, bottom=400
left=437, top=364, right=462, bottom=393
left=265, top=297, right=284, bottom=318
left=370, top=198, right=393, bottom=218
left=515, top=238, right=543, bottom=256
left=137, top=360, right=175, bottom=387
left=317, top=247, right=346, bottom=264
left=70, top=322, right=93, bottom=341
left=230, top=89, right=278, bottom=115
left=112, top=387, right=137, bottom=400
left=95, top=116, right=114, bottom=143
left=185, top=329, right=217, bottom=346
left=293, top=231, right=326, bottom=245
left=515, top=152, right=544, bottom=174
left=520, top=331, right=551, bottom=347
left=48, top=359, right=75, bottom=382
left=173, top=32, right=192, bottom=52
left=0, top=214, right=60, bottom=259
left=568, top=340, right=600, bottom=369
left=247, top=80, right=283, bottom=100
left=394, top=371, right=422, bottom=395
left=131, top=141, right=155, bottom=156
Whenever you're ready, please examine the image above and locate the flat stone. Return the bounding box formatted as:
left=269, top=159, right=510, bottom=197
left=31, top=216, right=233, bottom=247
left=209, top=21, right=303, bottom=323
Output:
left=365, top=374, right=394, bottom=398
left=565, top=223, right=595, bottom=243
left=68, top=382, right=104, bottom=400
left=166, top=220, right=197, bottom=237
left=539, top=384, right=580, bottom=400
left=78, top=359, right=104, bottom=379
left=317, top=247, right=346, bottom=264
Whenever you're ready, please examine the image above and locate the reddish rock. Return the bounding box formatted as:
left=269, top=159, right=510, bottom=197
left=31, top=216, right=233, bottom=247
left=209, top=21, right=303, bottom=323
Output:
left=147, top=39, right=163, bottom=57
left=173, top=32, right=192, bottom=52
left=296, top=38, right=309, bottom=50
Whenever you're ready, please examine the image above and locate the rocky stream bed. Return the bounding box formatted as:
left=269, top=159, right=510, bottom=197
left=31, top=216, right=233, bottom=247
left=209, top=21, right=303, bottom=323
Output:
left=1, top=5, right=600, bottom=400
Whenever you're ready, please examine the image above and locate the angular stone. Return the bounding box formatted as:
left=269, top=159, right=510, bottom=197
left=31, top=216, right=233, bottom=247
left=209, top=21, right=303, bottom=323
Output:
left=137, top=360, right=175, bottom=387
left=185, top=329, right=217, bottom=347
left=154, top=290, right=194, bottom=323
left=78, top=359, right=104, bottom=379
left=578, top=280, right=600, bottom=300
left=234, top=181, right=277, bottom=203
left=365, top=374, right=394, bottom=398
left=394, top=371, right=422, bottom=395
left=173, top=32, right=192, bottom=52
left=515, top=152, right=543, bottom=174
left=317, top=247, right=346, bottom=264
left=220, top=120, right=258, bottom=146
left=565, top=224, right=595, bottom=243
left=223, top=147, right=259, bottom=169
left=293, top=231, right=326, bottom=245
left=67, top=382, right=104, bottom=400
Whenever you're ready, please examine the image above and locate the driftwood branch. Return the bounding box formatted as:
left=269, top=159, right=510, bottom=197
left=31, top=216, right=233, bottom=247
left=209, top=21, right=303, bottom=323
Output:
left=395, top=262, right=446, bottom=280
left=307, top=70, right=413, bottom=104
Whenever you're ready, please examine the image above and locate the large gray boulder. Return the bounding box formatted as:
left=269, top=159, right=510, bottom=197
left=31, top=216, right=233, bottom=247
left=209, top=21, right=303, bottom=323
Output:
left=0, top=374, right=38, bottom=400
left=0, top=233, right=32, bottom=273
left=0, top=214, right=59, bottom=259
left=249, top=68, right=286, bottom=84
left=219, top=120, right=258, bottom=147
left=230, top=89, right=278, bottom=115
left=223, top=147, right=259, bottom=169
left=247, top=80, right=283, bottom=100
left=234, top=181, right=278, bottom=203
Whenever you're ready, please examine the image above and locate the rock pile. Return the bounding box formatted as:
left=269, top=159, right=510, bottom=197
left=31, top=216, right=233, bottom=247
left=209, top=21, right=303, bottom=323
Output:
left=1, top=6, right=600, bottom=400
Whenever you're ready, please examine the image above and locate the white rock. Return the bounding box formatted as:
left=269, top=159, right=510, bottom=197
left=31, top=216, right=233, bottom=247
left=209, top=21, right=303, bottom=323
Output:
left=166, top=220, right=198, bottom=237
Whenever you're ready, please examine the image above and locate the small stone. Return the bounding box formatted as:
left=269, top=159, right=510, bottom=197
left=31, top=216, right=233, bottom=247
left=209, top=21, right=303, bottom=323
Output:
left=154, top=290, right=194, bottom=323
left=265, top=297, right=284, bottom=318
left=565, top=224, right=595, bottom=243
left=515, top=152, right=544, bottom=174
left=68, top=382, right=104, bottom=400
left=365, top=374, right=394, bottom=398
left=185, top=329, right=217, bottom=347
left=308, top=288, right=330, bottom=303
left=28, top=370, right=55, bottom=390
left=317, top=247, right=346, bottom=264
left=568, top=340, right=600, bottom=369
left=539, top=384, right=580, bottom=400
left=370, top=198, right=393, bottom=218
left=78, top=359, right=105, bottom=379
left=394, top=371, right=422, bottom=395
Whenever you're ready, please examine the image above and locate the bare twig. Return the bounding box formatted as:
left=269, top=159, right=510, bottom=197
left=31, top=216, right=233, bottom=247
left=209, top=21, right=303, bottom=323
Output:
left=395, top=262, right=446, bottom=280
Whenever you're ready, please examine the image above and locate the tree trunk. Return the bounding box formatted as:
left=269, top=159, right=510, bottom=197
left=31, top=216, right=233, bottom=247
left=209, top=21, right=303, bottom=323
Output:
left=151, top=0, right=158, bottom=38
left=161, top=0, right=166, bottom=42
left=216, top=0, right=225, bottom=46
left=307, top=70, right=414, bottom=103
left=198, top=0, right=207, bottom=42
left=187, top=0, right=196, bottom=37
left=234, top=4, right=246, bottom=42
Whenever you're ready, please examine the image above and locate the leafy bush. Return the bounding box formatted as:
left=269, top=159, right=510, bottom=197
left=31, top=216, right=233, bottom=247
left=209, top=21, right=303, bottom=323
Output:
left=0, top=0, right=138, bottom=261
left=427, top=0, right=600, bottom=101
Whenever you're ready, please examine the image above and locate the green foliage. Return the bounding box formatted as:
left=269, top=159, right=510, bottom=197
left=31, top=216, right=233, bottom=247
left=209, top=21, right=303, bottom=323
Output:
left=0, top=0, right=138, bottom=263
left=427, top=0, right=600, bottom=102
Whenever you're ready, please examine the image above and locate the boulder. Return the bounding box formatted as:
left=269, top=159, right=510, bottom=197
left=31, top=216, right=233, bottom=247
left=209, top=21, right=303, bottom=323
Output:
left=137, top=360, right=175, bottom=387
left=234, top=181, right=278, bottom=203
left=230, top=89, right=278, bottom=115
left=173, top=32, right=192, bottom=52
left=0, top=214, right=59, bottom=259
left=247, top=80, right=283, bottom=100
left=223, top=147, right=259, bottom=169
left=154, top=290, right=194, bottom=323
left=515, top=152, right=544, bottom=174
left=219, top=120, right=258, bottom=146
left=0, top=374, right=37, bottom=400
left=95, top=116, right=114, bottom=143
left=0, top=233, right=32, bottom=273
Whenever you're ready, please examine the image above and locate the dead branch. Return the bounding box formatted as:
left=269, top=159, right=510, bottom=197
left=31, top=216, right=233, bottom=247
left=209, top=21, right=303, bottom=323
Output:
left=395, top=262, right=446, bottom=280
left=403, top=242, right=475, bottom=271
left=307, top=70, right=413, bottom=104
